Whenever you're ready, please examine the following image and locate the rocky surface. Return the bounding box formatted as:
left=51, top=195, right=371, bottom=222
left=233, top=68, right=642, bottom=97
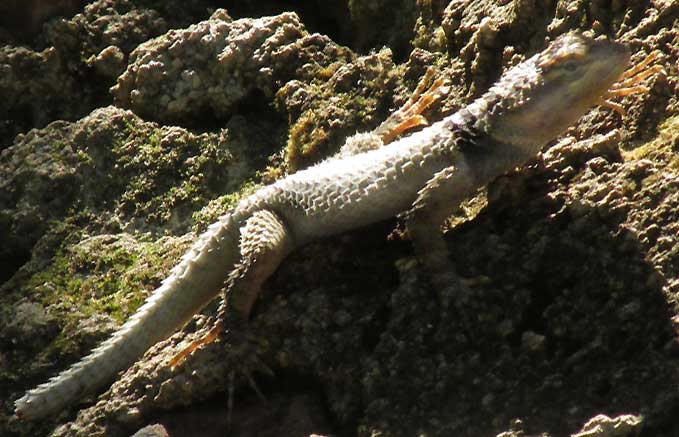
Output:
left=1, top=1, right=679, bottom=437
left=0, top=0, right=216, bottom=150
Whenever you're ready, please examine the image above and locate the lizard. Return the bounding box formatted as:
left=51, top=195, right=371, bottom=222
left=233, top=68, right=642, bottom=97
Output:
left=14, top=31, right=660, bottom=421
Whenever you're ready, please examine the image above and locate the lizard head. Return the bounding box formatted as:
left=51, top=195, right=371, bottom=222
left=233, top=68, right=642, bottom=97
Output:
left=482, top=32, right=630, bottom=149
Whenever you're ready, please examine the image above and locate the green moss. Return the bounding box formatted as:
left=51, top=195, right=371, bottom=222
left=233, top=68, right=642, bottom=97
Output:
left=191, top=180, right=260, bottom=232
left=28, top=234, right=187, bottom=324
left=316, top=61, right=344, bottom=81
left=624, top=115, right=679, bottom=174
left=283, top=48, right=397, bottom=171
left=17, top=231, right=191, bottom=363
left=446, top=190, right=489, bottom=230
left=109, top=119, right=236, bottom=225
left=286, top=109, right=329, bottom=171
left=411, top=0, right=448, bottom=53
left=76, top=148, right=93, bottom=164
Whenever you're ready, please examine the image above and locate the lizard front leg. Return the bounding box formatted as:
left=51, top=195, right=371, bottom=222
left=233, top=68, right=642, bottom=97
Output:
left=406, top=161, right=479, bottom=309
left=372, top=68, right=448, bottom=145
left=337, top=68, right=448, bottom=157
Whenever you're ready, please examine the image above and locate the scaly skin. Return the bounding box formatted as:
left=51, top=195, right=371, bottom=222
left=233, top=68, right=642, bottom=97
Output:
left=15, top=33, right=631, bottom=420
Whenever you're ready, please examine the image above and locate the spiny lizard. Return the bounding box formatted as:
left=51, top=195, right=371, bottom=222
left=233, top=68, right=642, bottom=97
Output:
left=16, top=32, right=651, bottom=420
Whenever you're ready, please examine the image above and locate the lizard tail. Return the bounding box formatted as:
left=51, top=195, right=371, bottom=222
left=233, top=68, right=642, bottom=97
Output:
left=14, top=210, right=247, bottom=420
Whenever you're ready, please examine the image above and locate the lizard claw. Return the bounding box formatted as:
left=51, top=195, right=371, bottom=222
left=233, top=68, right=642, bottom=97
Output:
left=374, top=67, right=450, bottom=144
left=601, top=49, right=666, bottom=116
left=220, top=326, right=272, bottom=432
left=169, top=320, right=224, bottom=371
left=168, top=317, right=273, bottom=433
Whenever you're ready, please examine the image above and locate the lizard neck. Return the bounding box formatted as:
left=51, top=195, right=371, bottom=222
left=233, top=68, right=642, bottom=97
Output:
left=454, top=54, right=563, bottom=156
left=447, top=100, right=539, bottom=161
left=441, top=95, right=543, bottom=185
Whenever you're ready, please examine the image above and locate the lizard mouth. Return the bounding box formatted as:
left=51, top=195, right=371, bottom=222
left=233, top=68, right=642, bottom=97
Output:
left=598, top=49, right=666, bottom=115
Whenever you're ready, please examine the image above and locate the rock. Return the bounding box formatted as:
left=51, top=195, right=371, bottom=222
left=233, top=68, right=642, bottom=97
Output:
left=130, top=424, right=169, bottom=437
left=112, top=11, right=309, bottom=123
left=571, top=414, right=642, bottom=437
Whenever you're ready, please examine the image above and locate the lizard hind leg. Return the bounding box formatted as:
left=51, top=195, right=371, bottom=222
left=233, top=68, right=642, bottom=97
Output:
left=220, top=209, right=295, bottom=428
left=169, top=209, right=294, bottom=369
left=225, top=208, right=295, bottom=322
left=170, top=209, right=295, bottom=429
left=168, top=209, right=294, bottom=431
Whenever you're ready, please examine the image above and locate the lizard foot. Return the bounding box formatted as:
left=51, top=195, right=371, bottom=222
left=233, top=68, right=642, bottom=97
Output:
left=374, top=67, right=450, bottom=144
left=169, top=316, right=273, bottom=432
left=169, top=319, right=224, bottom=371
left=599, top=49, right=666, bottom=115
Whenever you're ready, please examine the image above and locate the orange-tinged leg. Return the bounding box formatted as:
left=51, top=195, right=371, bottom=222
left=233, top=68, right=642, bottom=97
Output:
left=616, top=50, right=663, bottom=82
left=168, top=210, right=293, bottom=430
left=598, top=99, right=626, bottom=116
left=612, top=64, right=665, bottom=89
left=169, top=320, right=223, bottom=370
left=375, top=68, right=450, bottom=144
left=600, top=49, right=666, bottom=115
